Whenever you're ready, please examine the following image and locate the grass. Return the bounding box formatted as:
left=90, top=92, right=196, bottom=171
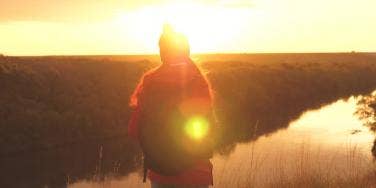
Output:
left=71, top=139, right=376, bottom=188
left=212, top=141, right=376, bottom=188
left=265, top=146, right=376, bottom=188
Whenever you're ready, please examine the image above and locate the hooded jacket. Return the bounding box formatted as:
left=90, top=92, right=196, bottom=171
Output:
left=128, top=60, right=214, bottom=186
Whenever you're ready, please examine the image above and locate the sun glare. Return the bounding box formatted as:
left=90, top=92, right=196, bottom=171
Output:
left=184, top=116, right=209, bottom=140
left=115, top=2, right=249, bottom=53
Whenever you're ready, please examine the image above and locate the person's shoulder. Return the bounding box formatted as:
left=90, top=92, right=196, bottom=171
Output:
left=141, top=65, right=165, bottom=84
left=143, top=66, right=161, bottom=78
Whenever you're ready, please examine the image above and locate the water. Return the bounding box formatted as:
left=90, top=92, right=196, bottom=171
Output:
left=69, top=97, right=375, bottom=188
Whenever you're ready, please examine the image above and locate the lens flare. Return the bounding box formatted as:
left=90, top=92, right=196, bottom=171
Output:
left=184, top=116, right=209, bottom=140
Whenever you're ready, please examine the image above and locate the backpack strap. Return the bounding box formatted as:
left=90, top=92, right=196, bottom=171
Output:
left=143, top=155, right=148, bottom=183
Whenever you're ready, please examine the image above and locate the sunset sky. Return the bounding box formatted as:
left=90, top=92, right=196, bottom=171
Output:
left=0, top=0, right=375, bottom=55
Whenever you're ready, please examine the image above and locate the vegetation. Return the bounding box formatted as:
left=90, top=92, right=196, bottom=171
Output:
left=0, top=56, right=155, bottom=155
left=0, top=138, right=142, bottom=187
left=1, top=53, right=376, bottom=155
left=356, top=92, right=376, bottom=132
left=1, top=53, right=376, bottom=187
left=247, top=143, right=376, bottom=188
left=200, top=53, right=376, bottom=153
left=356, top=91, right=376, bottom=158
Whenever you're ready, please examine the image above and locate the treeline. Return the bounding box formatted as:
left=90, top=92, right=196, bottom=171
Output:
left=1, top=53, right=376, bottom=156
left=0, top=57, right=156, bottom=155
left=201, top=53, right=376, bottom=152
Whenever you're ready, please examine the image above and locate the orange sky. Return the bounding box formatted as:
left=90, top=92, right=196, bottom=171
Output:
left=0, top=0, right=375, bottom=55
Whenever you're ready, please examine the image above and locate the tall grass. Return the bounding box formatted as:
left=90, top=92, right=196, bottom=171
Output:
left=238, top=142, right=376, bottom=188
left=73, top=141, right=376, bottom=188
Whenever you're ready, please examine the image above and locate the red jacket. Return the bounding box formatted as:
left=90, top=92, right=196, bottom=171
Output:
left=128, top=61, right=213, bottom=186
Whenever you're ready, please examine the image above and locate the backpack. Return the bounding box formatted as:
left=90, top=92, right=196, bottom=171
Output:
left=137, top=63, right=215, bottom=176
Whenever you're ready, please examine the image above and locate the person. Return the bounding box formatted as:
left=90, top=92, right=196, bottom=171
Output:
left=128, top=25, right=215, bottom=188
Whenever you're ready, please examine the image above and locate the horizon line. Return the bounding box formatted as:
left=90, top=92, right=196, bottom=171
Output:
left=2, top=51, right=376, bottom=57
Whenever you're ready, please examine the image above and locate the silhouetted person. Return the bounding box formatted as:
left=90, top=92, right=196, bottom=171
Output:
left=128, top=25, right=215, bottom=188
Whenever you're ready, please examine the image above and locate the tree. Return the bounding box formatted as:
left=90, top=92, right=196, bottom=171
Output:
left=356, top=94, right=376, bottom=131
left=356, top=93, right=376, bottom=158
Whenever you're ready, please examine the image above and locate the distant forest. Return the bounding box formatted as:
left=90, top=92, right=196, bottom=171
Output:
left=1, top=53, right=376, bottom=156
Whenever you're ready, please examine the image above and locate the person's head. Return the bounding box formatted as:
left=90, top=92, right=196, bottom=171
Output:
left=159, top=24, right=190, bottom=63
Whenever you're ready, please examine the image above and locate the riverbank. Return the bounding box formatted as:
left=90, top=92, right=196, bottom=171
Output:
left=1, top=53, right=376, bottom=155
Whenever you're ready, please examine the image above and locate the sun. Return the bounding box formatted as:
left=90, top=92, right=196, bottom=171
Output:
left=114, top=2, right=248, bottom=54
left=161, top=2, right=249, bottom=53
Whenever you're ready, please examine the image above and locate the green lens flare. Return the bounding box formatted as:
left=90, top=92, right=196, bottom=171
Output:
left=184, top=116, right=209, bottom=140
